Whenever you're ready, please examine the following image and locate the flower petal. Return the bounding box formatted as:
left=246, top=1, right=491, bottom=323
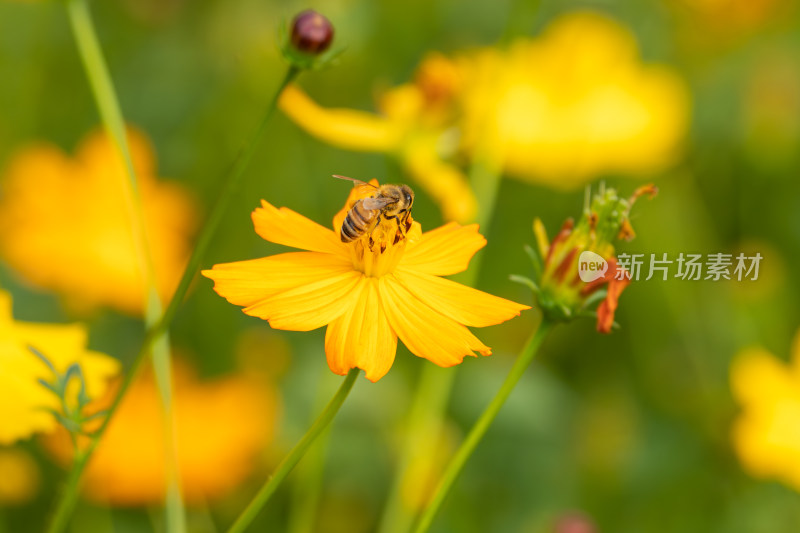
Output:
left=595, top=259, right=630, bottom=334
left=393, top=269, right=529, bottom=327
left=242, top=271, right=363, bottom=331
left=401, top=136, right=477, bottom=223
left=731, top=348, right=795, bottom=407
left=202, top=252, right=353, bottom=308
left=252, top=201, right=346, bottom=256
left=325, top=278, right=397, bottom=382
left=279, top=85, right=403, bottom=152
left=378, top=275, right=491, bottom=368
left=399, top=222, right=486, bottom=276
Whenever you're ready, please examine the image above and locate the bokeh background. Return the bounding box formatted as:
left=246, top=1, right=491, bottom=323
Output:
left=1, top=0, right=800, bottom=532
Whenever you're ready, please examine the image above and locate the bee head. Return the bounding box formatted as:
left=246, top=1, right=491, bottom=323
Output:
left=399, top=184, right=414, bottom=209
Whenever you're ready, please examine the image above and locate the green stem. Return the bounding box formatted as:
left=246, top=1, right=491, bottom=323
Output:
left=287, top=426, right=331, bottom=533
left=287, top=377, right=338, bottom=533
left=61, top=0, right=184, bottom=531
left=468, top=157, right=504, bottom=235
left=48, top=3, right=300, bottom=531
left=412, top=320, right=553, bottom=533
left=377, top=366, right=456, bottom=533
left=151, top=325, right=182, bottom=533
left=227, top=369, right=360, bottom=533
left=148, top=63, right=300, bottom=341
left=45, top=450, right=89, bottom=533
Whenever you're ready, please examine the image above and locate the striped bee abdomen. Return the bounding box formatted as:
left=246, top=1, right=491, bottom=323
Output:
left=340, top=199, right=378, bottom=243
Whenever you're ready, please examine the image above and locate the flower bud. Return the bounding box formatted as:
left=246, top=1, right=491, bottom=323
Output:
left=513, top=184, right=656, bottom=333
left=290, top=10, right=334, bottom=55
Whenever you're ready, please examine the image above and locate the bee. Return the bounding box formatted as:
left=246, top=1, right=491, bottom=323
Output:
left=334, top=175, right=415, bottom=248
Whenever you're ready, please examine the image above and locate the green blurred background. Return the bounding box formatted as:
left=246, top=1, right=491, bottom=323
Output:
left=1, top=0, right=800, bottom=532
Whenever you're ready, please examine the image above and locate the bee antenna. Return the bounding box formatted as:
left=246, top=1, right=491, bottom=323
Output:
left=332, top=175, right=377, bottom=188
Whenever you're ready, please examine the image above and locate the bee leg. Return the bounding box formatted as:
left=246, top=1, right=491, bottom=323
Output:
left=368, top=235, right=375, bottom=251
left=384, top=214, right=405, bottom=244
left=396, top=210, right=411, bottom=238
left=382, top=214, right=402, bottom=244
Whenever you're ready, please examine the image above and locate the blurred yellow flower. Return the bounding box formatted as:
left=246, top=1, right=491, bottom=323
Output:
left=45, top=361, right=276, bottom=506
left=280, top=80, right=477, bottom=223
left=400, top=421, right=458, bottom=511
left=0, top=128, right=197, bottom=315
left=460, top=12, right=688, bottom=187
left=0, top=290, right=119, bottom=445
left=0, top=448, right=40, bottom=505
left=203, top=181, right=528, bottom=382
left=730, top=330, right=800, bottom=491
left=280, top=11, right=688, bottom=219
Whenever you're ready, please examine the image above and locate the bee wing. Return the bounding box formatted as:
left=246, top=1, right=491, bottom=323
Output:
left=361, top=197, right=394, bottom=210
left=333, top=175, right=377, bottom=189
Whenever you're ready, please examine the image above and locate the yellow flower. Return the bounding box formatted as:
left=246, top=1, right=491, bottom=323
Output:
left=279, top=80, right=477, bottom=223
left=0, top=128, right=197, bottom=315
left=730, top=331, right=800, bottom=491
left=279, top=12, right=688, bottom=218
left=459, top=12, right=689, bottom=187
left=0, top=448, right=40, bottom=505
left=0, top=290, right=119, bottom=445
left=44, top=360, right=277, bottom=506
left=202, top=181, right=528, bottom=382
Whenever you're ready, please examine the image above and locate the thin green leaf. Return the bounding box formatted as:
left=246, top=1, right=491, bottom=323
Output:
left=54, top=412, right=81, bottom=434
left=509, top=274, right=540, bottom=293
left=582, top=288, right=608, bottom=309
left=523, top=244, right=543, bottom=280
left=37, top=379, right=61, bottom=397
left=82, top=410, right=108, bottom=422
left=28, top=345, right=57, bottom=374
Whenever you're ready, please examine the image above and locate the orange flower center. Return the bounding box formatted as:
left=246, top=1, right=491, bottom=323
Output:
left=333, top=182, right=422, bottom=278
left=346, top=218, right=418, bottom=278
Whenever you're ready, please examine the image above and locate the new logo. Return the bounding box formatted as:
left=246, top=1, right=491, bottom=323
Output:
left=578, top=251, right=608, bottom=282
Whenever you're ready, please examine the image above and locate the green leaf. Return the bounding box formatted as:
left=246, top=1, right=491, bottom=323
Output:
left=28, top=345, right=57, bottom=374
left=582, top=288, right=608, bottom=309
left=523, top=244, right=543, bottom=280
left=37, top=378, right=61, bottom=397
left=82, top=410, right=108, bottom=423
left=53, top=412, right=81, bottom=433
left=509, top=274, right=540, bottom=294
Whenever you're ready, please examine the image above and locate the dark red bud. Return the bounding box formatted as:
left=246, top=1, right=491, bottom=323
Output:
left=290, top=10, right=334, bottom=55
